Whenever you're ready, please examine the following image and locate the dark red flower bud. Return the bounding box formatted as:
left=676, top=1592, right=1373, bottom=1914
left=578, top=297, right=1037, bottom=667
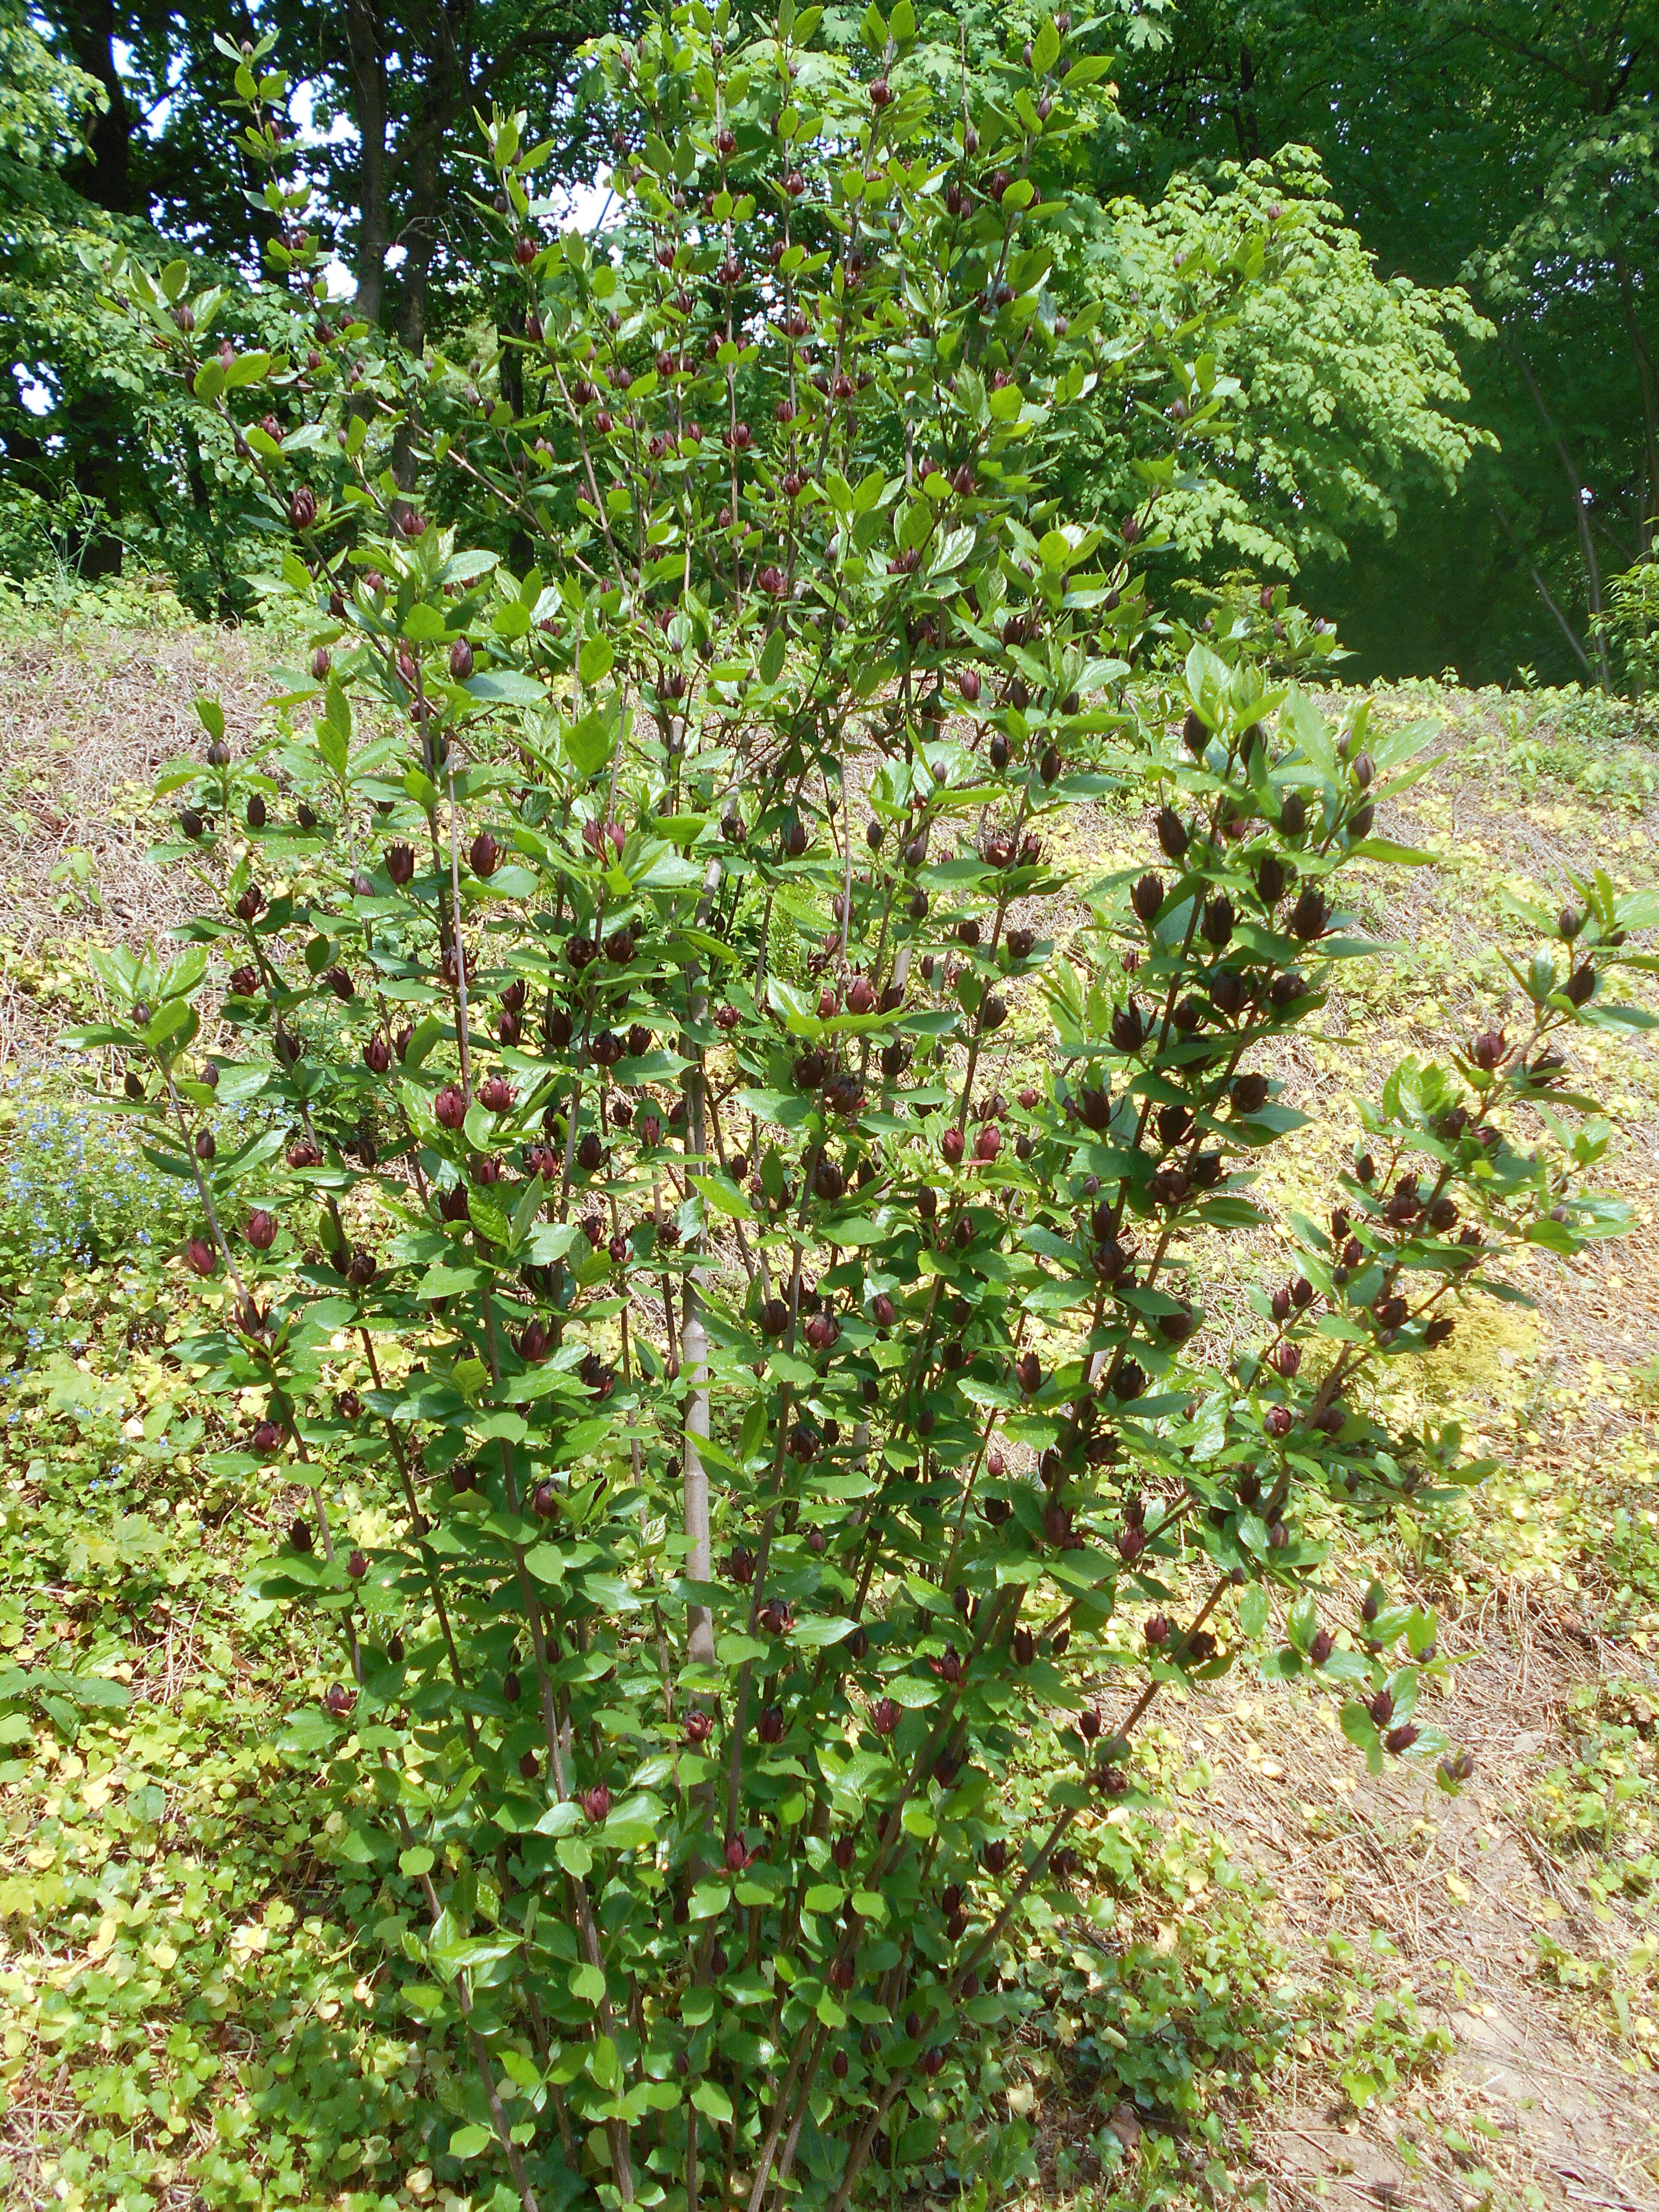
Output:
left=1289, top=886, right=1330, bottom=940
left=1130, top=872, right=1164, bottom=925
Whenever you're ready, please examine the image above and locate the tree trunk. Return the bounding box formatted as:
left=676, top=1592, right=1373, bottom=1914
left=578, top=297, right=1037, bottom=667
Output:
left=392, top=110, right=444, bottom=358
left=345, top=0, right=390, bottom=326
left=69, top=397, right=125, bottom=579
left=1509, top=340, right=1612, bottom=687
left=1488, top=497, right=1594, bottom=680
left=60, top=0, right=134, bottom=215
left=1236, top=41, right=1262, bottom=161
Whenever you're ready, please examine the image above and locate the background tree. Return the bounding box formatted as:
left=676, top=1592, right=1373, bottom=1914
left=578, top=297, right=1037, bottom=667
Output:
left=8, top=0, right=1659, bottom=687
left=1103, top=0, right=1659, bottom=684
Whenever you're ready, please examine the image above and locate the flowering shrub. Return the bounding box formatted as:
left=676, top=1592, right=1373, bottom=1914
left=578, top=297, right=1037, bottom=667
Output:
left=79, top=7, right=1654, bottom=2207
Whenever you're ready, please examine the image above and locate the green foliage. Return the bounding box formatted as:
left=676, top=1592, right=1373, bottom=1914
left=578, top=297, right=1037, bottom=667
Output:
left=1532, top=1680, right=1659, bottom=1905
left=0, top=1064, right=206, bottom=1294
left=1103, top=0, right=1659, bottom=688
left=40, top=10, right=1651, bottom=2210
left=1070, top=146, right=1493, bottom=577
left=1311, top=1930, right=1452, bottom=2114
left=0, top=1288, right=1306, bottom=2211
left=1600, top=554, right=1659, bottom=698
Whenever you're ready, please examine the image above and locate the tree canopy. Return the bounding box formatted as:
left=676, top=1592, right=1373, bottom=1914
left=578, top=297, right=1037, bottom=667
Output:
left=3, top=0, right=1656, bottom=687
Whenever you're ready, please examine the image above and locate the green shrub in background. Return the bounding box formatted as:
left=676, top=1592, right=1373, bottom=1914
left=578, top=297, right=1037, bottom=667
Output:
left=1598, top=553, right=1659, bottom=699
left=76, top=7, right=1656, bottom=2209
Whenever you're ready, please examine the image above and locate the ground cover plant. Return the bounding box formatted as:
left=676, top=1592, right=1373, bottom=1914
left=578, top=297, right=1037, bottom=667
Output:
left=37, top=9, right=1659, bottom=2212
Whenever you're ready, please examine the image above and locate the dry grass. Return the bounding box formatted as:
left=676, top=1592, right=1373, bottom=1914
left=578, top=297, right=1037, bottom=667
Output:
left=0, top=621, right=269, bottom=1062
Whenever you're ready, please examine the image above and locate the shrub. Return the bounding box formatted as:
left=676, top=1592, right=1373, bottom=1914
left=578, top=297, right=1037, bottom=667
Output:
left=79, top=7, right=1652, bottom=2207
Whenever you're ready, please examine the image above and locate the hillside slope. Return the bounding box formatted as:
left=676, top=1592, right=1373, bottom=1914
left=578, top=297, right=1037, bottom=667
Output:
left=0, top=619, right=1655, bottom=2212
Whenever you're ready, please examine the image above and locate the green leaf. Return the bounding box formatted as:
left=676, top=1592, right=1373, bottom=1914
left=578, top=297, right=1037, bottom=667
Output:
left=565, top=712, right=612, bottom=778
left=439, top=550, right=500, bottom=586
left=689, top=1172, right=754, bottom=1221
left=1340, top=1700, right=1384, bottom=1775
left=788, top=1615, right=857, bottom=1649
left=1236, top=1583, right=1270, bottom=1639
left=692, top=2079, right=733, bottom=2124
left=465, top=669, right=545, bottom=707
left=448, top=2124, right=494, bottom=2160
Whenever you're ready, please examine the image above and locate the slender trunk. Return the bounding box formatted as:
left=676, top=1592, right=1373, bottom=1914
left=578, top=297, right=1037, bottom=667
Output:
left=1509, top=339, right=1611, bottom=686
left=346, top=0, right=390, bottom=326
left=679, top=842, right=727, bottom=1679
left=185, top=430, right=237, bottom=620
left=390, top=0, right=470, bottom=359
left=392, top=117, right=442, bottom=357
left=1488, top=498, right=1594, bottom=680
